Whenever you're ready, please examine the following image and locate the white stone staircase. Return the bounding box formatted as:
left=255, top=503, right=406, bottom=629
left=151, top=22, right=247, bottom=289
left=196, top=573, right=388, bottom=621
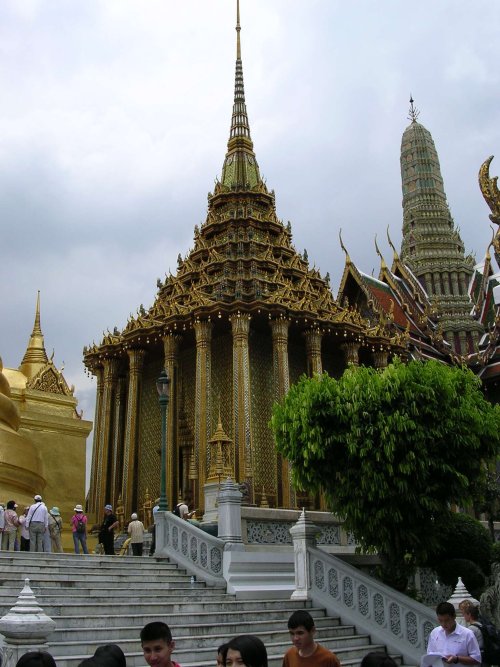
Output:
left=0, top=552, right=399, bottom=667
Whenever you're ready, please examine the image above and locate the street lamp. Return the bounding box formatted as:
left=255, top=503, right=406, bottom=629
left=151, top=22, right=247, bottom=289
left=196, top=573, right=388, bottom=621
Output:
left=156, top=368, right=170, bottom=511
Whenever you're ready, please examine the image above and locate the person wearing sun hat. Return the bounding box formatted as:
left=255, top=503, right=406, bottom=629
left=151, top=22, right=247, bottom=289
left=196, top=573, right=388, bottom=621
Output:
left=99, top=504, right=118, bottom=555
left=26, top=494, right=49, bottom=552
left=48, top=506, right=63, bottom=553
left=71, top=504, right=89, bottom=554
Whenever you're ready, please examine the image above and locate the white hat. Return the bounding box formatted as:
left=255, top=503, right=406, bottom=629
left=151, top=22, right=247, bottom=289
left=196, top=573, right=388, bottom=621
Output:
left=74, top=504, right=84, bottom=512
left=131, top=513, right=138, bottom=520
left=34, top=494, right=42, bottom=501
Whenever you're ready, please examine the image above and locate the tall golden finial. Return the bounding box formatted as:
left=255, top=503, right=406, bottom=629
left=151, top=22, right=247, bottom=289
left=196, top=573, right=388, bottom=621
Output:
left=19, top=291, right=49, bottom=379
left=408, top=95, right=420, bottom=123
left=386, top=227, right=400, bottom=261
left=374, top=235, right=387, bottom=270
left=339, top=229, right=351, bottom=265
left=236, top=0, right=241, bottom=60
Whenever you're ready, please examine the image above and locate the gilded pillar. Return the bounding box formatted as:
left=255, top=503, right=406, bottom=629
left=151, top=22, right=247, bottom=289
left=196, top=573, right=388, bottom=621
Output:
left=304, top=328, right=323, bottom=376
left=96, top=358, right=119, bottom=511
left=88, top=366, right=104, bottom=515
left=194, top=320, right=212, bottom=508
left=121, top=348, right=145, bottom=518
left=163, top=334, right=182, bottom=509
left=372, top=349, right=389, bottom=369
left=341, top=341, right=360, bottom=366
left=270, top=317, right=291, bottom=508
left=110, top=376, right=126, bottom=507
left=230, top=314, right=253, bottom=489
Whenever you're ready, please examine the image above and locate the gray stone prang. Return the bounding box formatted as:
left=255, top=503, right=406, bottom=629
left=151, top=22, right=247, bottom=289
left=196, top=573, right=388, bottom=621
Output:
left=290, top=508, right=319, bottom=600
left=0, top=577, right=56, bottom=667
left=217, top=477, right=244, bottom=550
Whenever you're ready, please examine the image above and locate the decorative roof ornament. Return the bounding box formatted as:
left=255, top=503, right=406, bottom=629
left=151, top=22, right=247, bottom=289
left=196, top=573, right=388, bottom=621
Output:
left=479, top=156, right=500, bottom=266
left=408, top=95, right=420, bottom=123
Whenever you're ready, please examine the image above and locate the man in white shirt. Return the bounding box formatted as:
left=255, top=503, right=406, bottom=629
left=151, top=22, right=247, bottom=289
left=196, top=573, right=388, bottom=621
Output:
left=128, top=512, right=145, bottom=556
left=26, top=494, right=49, bottom=552
left=427, top=601, right=481, bottom=666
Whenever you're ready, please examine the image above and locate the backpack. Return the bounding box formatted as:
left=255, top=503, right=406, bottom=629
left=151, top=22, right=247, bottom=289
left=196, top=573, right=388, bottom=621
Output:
left=173, top=503, right=182, bottom=517
left=472, top=620, right=500, bottom=664
left=75, top=516, right=86, bottom=533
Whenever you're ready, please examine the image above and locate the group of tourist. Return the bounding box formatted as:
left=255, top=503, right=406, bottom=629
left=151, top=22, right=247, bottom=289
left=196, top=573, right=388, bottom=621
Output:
left=0, top=496, right=64, bottom=553
left=11, top=611, right=396, bottom=667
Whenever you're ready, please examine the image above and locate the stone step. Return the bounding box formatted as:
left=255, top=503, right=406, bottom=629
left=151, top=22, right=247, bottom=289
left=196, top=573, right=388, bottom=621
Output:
left=0, top=572, right=196, bottom=585
left=51, top=609, right=340, bottom=635
left=40, top=598, right=306, bottom=619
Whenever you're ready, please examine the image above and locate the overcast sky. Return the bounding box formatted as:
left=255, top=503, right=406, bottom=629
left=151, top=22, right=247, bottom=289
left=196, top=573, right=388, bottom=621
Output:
left=1, top=0, right=499, bottom=482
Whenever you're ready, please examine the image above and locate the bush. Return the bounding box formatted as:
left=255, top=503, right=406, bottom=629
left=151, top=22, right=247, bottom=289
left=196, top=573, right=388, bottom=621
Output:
left=426, top=513, right=492, bottom=575
left=435, top=558, right=485, bottom=599
left=491, top=541, right=500, bottom=563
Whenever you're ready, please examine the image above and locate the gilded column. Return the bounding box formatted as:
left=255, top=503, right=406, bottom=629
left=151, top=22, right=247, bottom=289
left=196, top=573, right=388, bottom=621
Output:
left=270, top=317, right=291, bottom=508
left=121, top=348, right=145, bottom=518
left=96, top=358, right=120, bottom=511
left=304, top=328, right=323, bottom=376
left=372, top=349, right=389, bottom=369
left=194, top=320, right=212, bottom=508
left=163, top=334, right=182, bottom=509
left=88, top=366, right=104, bottom=515
left=341, top=341, right=360, bottom=366
left=110, top=376, right=126, bottom=506
left=230, top=314, right=253, bottom=489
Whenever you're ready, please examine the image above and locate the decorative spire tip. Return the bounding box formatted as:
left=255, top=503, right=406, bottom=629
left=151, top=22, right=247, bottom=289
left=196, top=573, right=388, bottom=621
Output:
left=408, top=95, right=420, bottom=123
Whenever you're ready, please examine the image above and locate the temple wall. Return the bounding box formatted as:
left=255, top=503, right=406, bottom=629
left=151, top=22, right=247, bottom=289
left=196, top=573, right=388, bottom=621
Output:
left=137, top=352, right=162, bottom=507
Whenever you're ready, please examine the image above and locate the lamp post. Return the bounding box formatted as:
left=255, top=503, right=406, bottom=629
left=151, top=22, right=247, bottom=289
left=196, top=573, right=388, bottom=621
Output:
left=156, top=368, right=170, bottom=511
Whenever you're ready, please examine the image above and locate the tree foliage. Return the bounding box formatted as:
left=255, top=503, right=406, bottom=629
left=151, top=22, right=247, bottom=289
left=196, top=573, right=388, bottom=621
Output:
left=271, top=359, right=500, bottom=589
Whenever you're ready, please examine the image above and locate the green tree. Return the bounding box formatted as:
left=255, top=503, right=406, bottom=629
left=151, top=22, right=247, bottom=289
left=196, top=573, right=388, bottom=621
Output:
left=271, top=359, right=500, bottom=590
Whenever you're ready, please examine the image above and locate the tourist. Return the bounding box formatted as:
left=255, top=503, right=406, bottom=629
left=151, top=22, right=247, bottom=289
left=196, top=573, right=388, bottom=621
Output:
left=426, top=601, right=481, bottom=665
left=149, top=498, right=160, bottom=557
left=223, top=635, right=268, bottom=667
left=127, top=513, right=145, bottom=556
left=71, top=504, right=89, bottom=554
left=93, top=643, right=126, bottom=667
left=360, top=653, right=398, bottom=667
left=48, top=507, right=63, bottom=553
left=0, top=502, right=5, bottom=536
left=216, top=644, right=227, bottom=667
left=18, top=506, right=31, bottom=551
left=461, top=604, right=486, bottom=662
left=140, top=621, right=179, bottom=667
left=2, top=500, right=19, bottom=550
left=99, top=504, right=118, bottom=556
left=15, top=651, right=57, bottom=667
left=173, top=495, right=195, bottom=521
left=26, top=494, right=49, bottom=552
left=282, top=610, right=340, bottom=667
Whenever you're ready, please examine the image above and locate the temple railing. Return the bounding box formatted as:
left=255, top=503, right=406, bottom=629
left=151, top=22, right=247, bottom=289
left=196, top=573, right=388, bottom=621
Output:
left=154, top=511, right=225, bottom=586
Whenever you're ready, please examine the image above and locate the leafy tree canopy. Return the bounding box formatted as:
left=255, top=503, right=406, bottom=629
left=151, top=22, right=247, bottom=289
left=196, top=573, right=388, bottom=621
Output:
left=271, top=359, right=500, bottom=588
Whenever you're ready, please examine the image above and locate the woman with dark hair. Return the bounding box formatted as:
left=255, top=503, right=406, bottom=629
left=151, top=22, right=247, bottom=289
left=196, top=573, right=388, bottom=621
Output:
left=16, top=651, right=57, bottom=667
left=223, top=635, right=268, bottom=667
left=360, top=652, right=398, bottom=667
left=93, top=644, right=126, bottom=667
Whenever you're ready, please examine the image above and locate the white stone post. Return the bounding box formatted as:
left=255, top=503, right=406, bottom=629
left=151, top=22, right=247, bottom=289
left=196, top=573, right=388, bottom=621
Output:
left=217, top=478, right=244, bottom=550
left=154, top=510, right=169, bottom=558
left=289, top=509, right=319, bottom=600
left=0, top=579, right=56, bottom=667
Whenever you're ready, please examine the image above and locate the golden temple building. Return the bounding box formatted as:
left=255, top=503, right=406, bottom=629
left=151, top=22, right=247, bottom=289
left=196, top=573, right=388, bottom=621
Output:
left=1, top=292, right=92, bottom=546
left=83, top=3, right=410, bottom=518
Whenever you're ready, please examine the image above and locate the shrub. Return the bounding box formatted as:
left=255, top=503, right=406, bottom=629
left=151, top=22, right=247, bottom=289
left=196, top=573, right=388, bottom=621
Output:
left=435, top=558, right=485, bottom=599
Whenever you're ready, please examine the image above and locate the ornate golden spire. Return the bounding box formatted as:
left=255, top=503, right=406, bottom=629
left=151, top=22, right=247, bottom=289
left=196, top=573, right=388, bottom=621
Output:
left=408, top=95, right=420, bottom=123
left=19, top=291, right=49, bottom=379
left=220, top=0, right=262, bottom=191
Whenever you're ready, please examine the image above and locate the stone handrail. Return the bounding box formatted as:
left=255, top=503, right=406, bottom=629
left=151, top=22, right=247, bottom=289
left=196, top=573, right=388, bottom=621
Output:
left=154, top=510, right=225, bottom=586
left=307, top=545, right=436, bottom=665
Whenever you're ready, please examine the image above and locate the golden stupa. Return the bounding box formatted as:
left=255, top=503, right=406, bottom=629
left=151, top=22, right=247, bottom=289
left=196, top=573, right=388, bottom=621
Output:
left=1, top=292, right=92, bottom=547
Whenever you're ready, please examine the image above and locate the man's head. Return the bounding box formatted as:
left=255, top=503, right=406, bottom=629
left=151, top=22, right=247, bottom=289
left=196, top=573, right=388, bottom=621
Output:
left=436, top=601, right=457, bottom=634
left=141, top=622, right=174, bottom=667
left=287, top=610, right=316, bottom=653
left=34, top=494, right=42, bottom=502
left=131, top=513, right=138, bottom=521
left=104, top=504, right=113, bottom=514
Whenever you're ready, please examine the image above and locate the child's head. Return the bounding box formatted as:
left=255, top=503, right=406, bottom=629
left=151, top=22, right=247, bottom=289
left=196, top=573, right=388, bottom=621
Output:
left=16, top=652, right=57, bottom=667
left=216, top=644, right=227, bottom=667
left=223, top=636, right=267, bottom=667
left=140, top=622, right=174, bottom=667
left=93, top=644, right=126, bottom=667
left=287, top=610, right=316, bottom=653
left=360, top=652, right=398, bottom=667
left=287, top=610, right=315, bottom=632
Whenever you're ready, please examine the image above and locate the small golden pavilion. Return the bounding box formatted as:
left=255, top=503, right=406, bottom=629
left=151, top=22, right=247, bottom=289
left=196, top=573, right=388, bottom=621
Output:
left=83, top=3, right=410, bottom=519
